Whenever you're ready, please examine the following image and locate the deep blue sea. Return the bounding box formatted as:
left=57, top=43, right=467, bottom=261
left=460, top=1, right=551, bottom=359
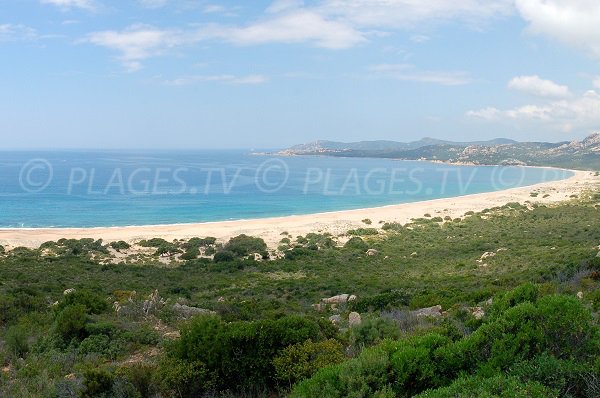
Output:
left=0, top=151, right=573, bottom=228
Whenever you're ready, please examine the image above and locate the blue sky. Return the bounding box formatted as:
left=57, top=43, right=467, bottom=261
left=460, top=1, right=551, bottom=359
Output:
left=1, top=0, right=600, bottom=149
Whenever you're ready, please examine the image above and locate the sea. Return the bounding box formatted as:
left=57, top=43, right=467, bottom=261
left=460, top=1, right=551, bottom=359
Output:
left=0, top=150, right=573, bottom=228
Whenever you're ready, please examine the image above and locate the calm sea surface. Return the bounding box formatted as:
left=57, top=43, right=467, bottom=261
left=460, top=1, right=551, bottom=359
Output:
left=0, top=151, right=572, bottom=228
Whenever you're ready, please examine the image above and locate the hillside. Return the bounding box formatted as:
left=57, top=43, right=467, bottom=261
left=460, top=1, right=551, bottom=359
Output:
left=283, top=137, right=517, bottom=154
left=1, top=192, right=600, bottom=396
left=280, top=133, right=600, bottom=170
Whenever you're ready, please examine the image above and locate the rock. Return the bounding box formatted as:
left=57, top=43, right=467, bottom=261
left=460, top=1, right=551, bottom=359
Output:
left=64, top=373, right=77, bottom=381
left=63, top=288, right=75, bottom=296
left=348, top=312, right=362, bottom=327
left=312, top=303, right=324, bottom=312
left=411, top=305, right=443, bottom=318
left=348, top=295, right=357, bottom=302
left=485, top=298, right=493, bottom=306
left=172, top=303, right=216, bottom=319
left=366, top=249, right=379, bottom=256
left=329, top=314, right=342, bottom=325
left=577, top=291, right=584, bottom=300
left=217, top=296, right=225, bottom=302
left=163, top=331, right=181, bottom=339
left=411, top=252, right=418, bottom=257
left=596, top=251, right=600, bottom=258
left=322, top=294, right=350, bottom=304
left=470, top=306, right=485, bottom=320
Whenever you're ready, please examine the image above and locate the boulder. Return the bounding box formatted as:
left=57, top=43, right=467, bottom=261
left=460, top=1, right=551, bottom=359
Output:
left=596, top=251, right=600, bottom=258
left=577, top=291, right=584, bottom=300
left=322, top=294, right=350, bottom=304
left=411, top=305, right=443, bottom=318
left=172, top=303, right=216, bottom=319
left=366, top=249, right=379, bottom=256
left=470, top=306, right=485, bottom=320
left=329, top=314, right=341, bottom=325
left=348, top=312, right=362, bottom=327
left=63, top=288, right=75, bottom=296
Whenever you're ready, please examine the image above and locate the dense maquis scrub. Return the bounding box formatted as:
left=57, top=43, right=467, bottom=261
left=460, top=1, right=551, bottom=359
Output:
left=0, top=193, right=599, bottom=396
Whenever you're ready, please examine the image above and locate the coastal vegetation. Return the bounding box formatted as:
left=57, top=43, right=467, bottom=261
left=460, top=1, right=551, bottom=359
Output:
left=1, top=191, right=600, bottom=396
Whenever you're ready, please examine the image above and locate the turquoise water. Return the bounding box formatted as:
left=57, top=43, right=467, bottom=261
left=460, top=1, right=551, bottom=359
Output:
left=0, top=151, right=572, bottom=228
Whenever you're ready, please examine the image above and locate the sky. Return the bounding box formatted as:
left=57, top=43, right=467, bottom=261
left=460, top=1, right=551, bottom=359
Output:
left=1, top=0, right=600, bottom=149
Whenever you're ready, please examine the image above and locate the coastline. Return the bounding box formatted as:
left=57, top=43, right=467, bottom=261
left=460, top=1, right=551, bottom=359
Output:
left=0, top=169, right=597, bottom=250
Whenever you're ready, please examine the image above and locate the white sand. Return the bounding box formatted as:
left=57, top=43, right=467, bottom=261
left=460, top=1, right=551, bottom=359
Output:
left=0, top=170, right=598, bottom=250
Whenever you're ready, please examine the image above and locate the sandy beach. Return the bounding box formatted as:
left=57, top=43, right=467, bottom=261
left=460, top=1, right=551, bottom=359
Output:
left=1, top=169, right=598, bottom=250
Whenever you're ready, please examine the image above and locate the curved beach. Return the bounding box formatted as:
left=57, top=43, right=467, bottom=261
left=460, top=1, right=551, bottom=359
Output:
left=0, top=170, right=597, bottom=250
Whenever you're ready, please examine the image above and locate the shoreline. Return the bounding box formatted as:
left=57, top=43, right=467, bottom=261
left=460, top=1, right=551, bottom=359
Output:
left=0, top=169, right=598, bottom=250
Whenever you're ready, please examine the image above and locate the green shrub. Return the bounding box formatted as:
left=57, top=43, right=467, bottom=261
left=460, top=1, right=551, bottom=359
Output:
left=110, top=241, right=131, bottom=251
left=348, top=228, right=379, bottom=236
left=180, top=246, right=200, bottom=261
left=273, top=339, right=346, bottom=387
left=4, top=324, right=29, bottom=358
left=183, top=237, right=217, bottom=249
left=348, top=318, right=402, bottom=350
left=224, top=234, right=267, bottom=257
left=382, top=222, right=404, bottom=232
left=138, top=238, right=170, bottom=248
left=213, top=250, right=236, bottom=263
left=82, top=367, right=115, bottom=397
left=155, top=243, right=182, bottom=257
left=0, top=245, right=4, bottom=254
left=117, top=364, right=157, bottom=398
left=292, top=346, right=392, bottom=398
left=156, top=358, right=215, bottom=397
left=414, top=375, right=556, bottom=397
left=54, top=304, right=88, bottom=342
left=487, top=282, right=539, bottom=319
left=349, top=291, right=410, bottom=312
left=508, top=354, right=588, bottom=397
left=59, top=289, right=109, bottom=314
left=391, top=334, right=450, bottom=396
left=344, top=237, right=369, bottom=251
left=78, top=334, right=122, bottom=359
left=170, top=315, right=324, bottom=392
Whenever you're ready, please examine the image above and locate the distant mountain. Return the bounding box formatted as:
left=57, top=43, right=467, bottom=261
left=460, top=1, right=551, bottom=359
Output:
left=279, top=133, right=600, bottom=170
left=285, top=137, right=517, bottom=154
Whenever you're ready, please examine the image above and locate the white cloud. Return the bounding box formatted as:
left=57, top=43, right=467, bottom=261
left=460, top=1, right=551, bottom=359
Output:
left=508, top=75, right=571, bottom=99
left=207, top=9, right=366, bottom=49
left=166, top=74, right=268, bottom=86
left=83, top=25, right=185, bottom=71
left=466, top=107, right=501, bottom=120
left=370, top=64, right=471, bottom=86
left=0, top=24, right=37, bottom=42
left=84, top=8, right=366, bottom=70
left=515, top=0, right=600, bottom=58
left=468, top=89, right=600, bottom=133
left=593, top=77, right=600, bottom=89
left=318, top=0, right=514, bottom=28
left=410, top=34, right=430, bottom=43
left=138, top=0, right=169, bottom=9
left=203, top=4, right=226, bottom=14
left=82, top=0, right=518, bottom=70
left=40, top=0, right=96, bottom=11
